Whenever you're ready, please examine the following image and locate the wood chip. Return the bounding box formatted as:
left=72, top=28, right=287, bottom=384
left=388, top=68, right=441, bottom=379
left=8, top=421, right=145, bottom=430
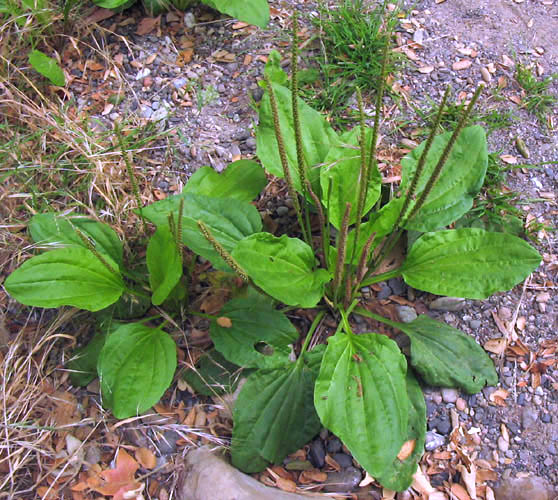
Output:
left=452, top=59, right=472, bottom=71
left=216, top=316, right=232, bottom=328
left=136, top=16, right=160, bottom=36
left=451, top=483, right=471, bottom=500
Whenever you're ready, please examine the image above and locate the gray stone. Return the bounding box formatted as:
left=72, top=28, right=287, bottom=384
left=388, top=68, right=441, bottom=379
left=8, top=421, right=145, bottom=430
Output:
left=425, top=431, right=445, bottom=451
left=548, top=443, right=558, bottom=455
left=140, top=105, right=153, bottom=119
left=156, top=430, right=181, bottom=455
left=437, top=416, right=451, bottom=435
left=388, top=278, right=406, bottom=296
left=84, top=445, right=102, bottom=469
left=326, top=437, right=342, bottom=454
left=324, top=466, right=362, bottom=493
left=308, top=439, right=326, bottom=468
left=441, top=388, right=458, bottom=403
left=396, top=305, right=417, bottom=323
left=177, top=446, right=323, bottom=499
left=331, top=453, right=353, bottom=468
left=429, top=297, right=466, bottom=311
left=245, top=137, right=257, bottom=149
left=542, top=413, right=552, bottom=423
left=173, top=77, right=189, bottom=89
left=151, top=105, right=169, bottom=122
left=495, top=475, right=553, bottom=500
left=276, top=206, right=289, bottom=216
left=377, top=282, right=392, bottom=300
left=469, top=319, right=482, bottom=329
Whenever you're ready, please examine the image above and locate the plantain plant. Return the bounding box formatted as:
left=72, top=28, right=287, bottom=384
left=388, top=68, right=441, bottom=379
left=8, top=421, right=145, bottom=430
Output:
left=4, top=16, right=542, bottom=492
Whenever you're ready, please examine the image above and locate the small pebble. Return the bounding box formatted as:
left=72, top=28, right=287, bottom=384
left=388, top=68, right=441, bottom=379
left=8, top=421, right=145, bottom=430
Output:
left=425, top=431, right=445, bottom=451
left=541, top=413, right=552, bottom=423
left=469, top=319, right=482, bottom=329
left=456, top=398, right=467, bottom=411
left=324, top=467, right=362, bottom=493
left=429, top=296, right=466, bottom=311
left=396, top=305, right=417, bottom=323
left=327, top=437, right=342, bottom=454
left=309, top=439, right=326, bottom=468
left=331, top=453, right=353, bottom=468
left=441, top=388, right=458, bottom=403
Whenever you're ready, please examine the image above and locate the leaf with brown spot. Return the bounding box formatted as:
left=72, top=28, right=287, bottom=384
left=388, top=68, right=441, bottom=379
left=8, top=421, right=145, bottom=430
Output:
left=396, top=439, right=416, bottom=461
left=217, top=316, right=232, bottom=328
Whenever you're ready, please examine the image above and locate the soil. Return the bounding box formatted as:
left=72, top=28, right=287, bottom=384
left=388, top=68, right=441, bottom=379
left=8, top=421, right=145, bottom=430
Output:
left=4, top=0, right=557, bottom=497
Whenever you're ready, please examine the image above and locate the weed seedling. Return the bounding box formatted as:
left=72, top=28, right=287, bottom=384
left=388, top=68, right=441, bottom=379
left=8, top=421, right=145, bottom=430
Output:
left=515, top=62, right=557, bottom=127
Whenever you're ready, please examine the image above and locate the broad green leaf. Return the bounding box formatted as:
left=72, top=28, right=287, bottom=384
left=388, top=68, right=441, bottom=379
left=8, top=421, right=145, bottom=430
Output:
left=400, top=126, right=488, bottom=231
left=97, top=323, right=176, bottom=418
left=29, top=213, right=123, bottom=268
left=183, top=349, right=249, bottom=396
left=69, top=331, right=108, bottom=386
left=232, top=233, right=331, bottom=307
left=382, top=314, right=497, bottom=394
left=210, top=296, right=299, bottom=369
left=320, top=126, right=382, bottom=229
left=142, top=192, right=261, bottom=271
left=232, top=361, right=321, bottom=472
left=91, top=0, right=131, bottom=9
left=28, top=50, right=65, bottom=86
left=202, top=0, right=269, bottom=28
left=401, top=228, right=541, bottom=299
left=375, top=371, right=426, bottom=491
left=314, top=331, right=408, bottom=477
left=146, top=226, right=183, bottom=305
left=263, top=49, right=288, bottom=86
left=5, top=247, right=124, bottom=311
left=184, top=160, right=267, bottom=202
left=257, top=82, right=339, bottom=196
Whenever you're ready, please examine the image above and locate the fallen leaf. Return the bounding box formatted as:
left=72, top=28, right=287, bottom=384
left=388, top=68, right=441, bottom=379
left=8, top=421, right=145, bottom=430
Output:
left=359, top=471, right=374, bottom=487
left=92, top=449, right=140, bottom=496
left=484, top=338, right=507, bottom=354
left=212, top=50, right=236, bottom=63
left=299, top=470, right=327, bottom=483
left=452, top=59, right=472, bottom=71
left=500, top=154, right=517, bottom=165
left=176, top=49, right=193, bottom=66
left=273, top=475, right=296, bottom=492
left=411, top=466, right=435, bottom=495
left=84, top=7, right=116, bottom=24
left=489, top=388, right=509, bottom=406
left=451, top=483, right=472, bottom=500
left=508, top=95, right=522, bottom=105
left=457, top=463, right=477, bottom=500
left=217, top=316, right=232, bottom=328
left=135, top=447, right=157, bottom=469
left=136, top=16, right=160, bottom=36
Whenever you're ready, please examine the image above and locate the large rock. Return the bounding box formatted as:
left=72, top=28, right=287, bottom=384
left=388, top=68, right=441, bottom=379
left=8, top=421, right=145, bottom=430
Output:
left=495, top=476, right=556, bottom=500
left=177, top=446, right=324, bottom=500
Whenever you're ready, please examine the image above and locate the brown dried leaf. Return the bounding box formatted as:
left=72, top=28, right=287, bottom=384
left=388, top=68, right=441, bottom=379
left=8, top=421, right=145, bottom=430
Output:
left=484, top=338, right=507, bottom=355
left=299, top=470, right=328, bottom=483
left=136, top=16, right=160, bottom=36
left=500, top=154, right=517, bottom=164
left=135, top=448, right=157, bottom=470
left=275, top=476, right=297, bottom=493
left=451, top=483, right=472, bottom=500
left=452, top=59, right=472, bottom=71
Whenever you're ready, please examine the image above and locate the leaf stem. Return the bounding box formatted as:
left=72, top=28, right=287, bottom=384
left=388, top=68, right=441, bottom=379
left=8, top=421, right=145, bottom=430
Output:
left=298, top=309, right=326, bottom=359
left=360, top=268, right=402, bottom=287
